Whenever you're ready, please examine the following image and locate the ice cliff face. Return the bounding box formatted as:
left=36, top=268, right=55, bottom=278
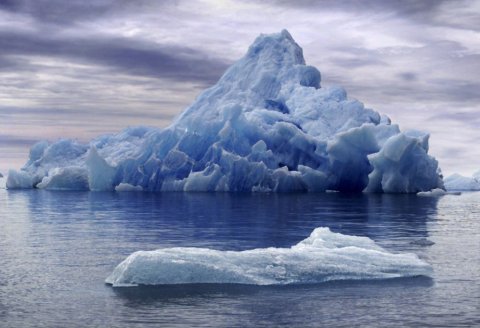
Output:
left=7, top=30, right=443, bottom=193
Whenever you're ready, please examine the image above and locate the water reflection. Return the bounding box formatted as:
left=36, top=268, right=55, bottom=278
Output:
left=19, top=190, right=440, bottom=251
left=6, top=189, right=480, bottom=328
left=112, top=276, right=433, bottom=304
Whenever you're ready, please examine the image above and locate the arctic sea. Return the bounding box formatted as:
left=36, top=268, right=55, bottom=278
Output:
left=0, top=188, right=479, bottom=327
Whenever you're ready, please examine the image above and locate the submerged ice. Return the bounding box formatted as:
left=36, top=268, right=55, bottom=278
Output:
left=105, top=227, right=432, bottom=287
left=7, top=30, right=443, bottom=193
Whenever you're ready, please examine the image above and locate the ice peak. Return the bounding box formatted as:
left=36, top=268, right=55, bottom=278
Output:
left=175, top=30, right=320, bottom=125
left=246, top=29, right=305, bottom=66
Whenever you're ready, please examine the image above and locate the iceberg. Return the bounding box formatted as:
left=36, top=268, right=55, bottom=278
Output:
left=7, top=30, right=443, bottom=193
left=444, top=171, right=480, bottom=191
left=105, top=227, right=432, bottom=287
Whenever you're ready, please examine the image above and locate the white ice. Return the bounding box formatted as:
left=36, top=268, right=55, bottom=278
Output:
left=0, top=173, right=5, bottom=190
left=6, top=169, right=34, bottom=189
left=7, top=30, right=443, bottom=193
left=444, top=171, right=480, bottom=191
left=106, top=227, right=432, bottom=287
left=417, top=188, right=447, bottom=197
left=115, top=183, right=143, bottom=192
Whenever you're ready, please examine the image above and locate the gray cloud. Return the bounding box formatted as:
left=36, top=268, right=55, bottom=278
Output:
left=429, top=111, right=480, bottom=128
left=264, top=0, right=480, bottom=40
left=329, top=56, right=386, bottom=69
left=0, top=134, right=40, bottom=147
left=397, top=72, right=417, bottom=81
left=0, top=105, right=177, bottom=122
left=318, top=40, right=480, bottom=108
left=265, top=0, right=445, bottom=15
left=266, top=0, right=459, bottom=25
left=0, top=30, right=229, bottom=84
left=0, top=0, right=173, bottom=26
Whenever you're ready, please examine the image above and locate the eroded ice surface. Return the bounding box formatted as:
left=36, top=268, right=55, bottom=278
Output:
left=444, top=171, right=480, bottom=191
left=7, top=30, right=443, bottom=193
left=106, top=227, right=432, bottom=287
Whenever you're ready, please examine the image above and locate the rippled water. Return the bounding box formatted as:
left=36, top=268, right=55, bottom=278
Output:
left=0, top=189, right=479, bottom=327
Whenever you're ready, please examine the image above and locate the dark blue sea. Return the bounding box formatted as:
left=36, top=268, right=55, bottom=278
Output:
left=0, top=189, right=479, bottom=327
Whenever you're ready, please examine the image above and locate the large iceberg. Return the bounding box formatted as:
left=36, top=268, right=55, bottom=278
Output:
left=444, top=171, right=480, bottom=191
left=7, top=30, right=443, bottom=193
left=105, top=227, right=432, bottom=287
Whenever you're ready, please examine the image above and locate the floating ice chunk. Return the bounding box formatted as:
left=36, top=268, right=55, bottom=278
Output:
left=0, top=172, right=3, bottom=178
left=37, top=166, right=89, bottom=190
left=410, top=239, right=435, bottom=246
left=11, top=30, right=443, bottom=193
left=6, top=169, right=34, bottom=189
left=417, top=188, right=446, bottom=197
left=444, top=173, right=480, bottom=191
left=115, top=183, right=143, bottom=192
left=106, top=227, right=432, bottom=287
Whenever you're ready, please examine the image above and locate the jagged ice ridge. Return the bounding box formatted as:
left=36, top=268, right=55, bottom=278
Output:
left=7, top=30, right=443, bottom=193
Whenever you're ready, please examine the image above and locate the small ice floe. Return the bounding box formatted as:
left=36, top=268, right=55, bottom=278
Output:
left=446, top=191, right=462, bottom=195
left=106, top=227, right=432, bottom=287
left=417, top=188, right=446, bottom=197
left=115, top=183, right=143, bottom=192
left=410, top=238, right=435, bottom=246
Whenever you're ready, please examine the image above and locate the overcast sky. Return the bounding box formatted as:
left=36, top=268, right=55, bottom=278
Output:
left=0, top=0, right=479, bottom=176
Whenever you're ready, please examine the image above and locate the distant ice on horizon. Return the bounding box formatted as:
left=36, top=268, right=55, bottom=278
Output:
left=6, top=30, right=443, bottom=193
left=444, top=171, right=480, bottom=191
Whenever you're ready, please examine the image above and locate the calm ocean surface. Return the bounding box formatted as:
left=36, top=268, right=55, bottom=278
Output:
left=0, top=189, right=479, bottom=327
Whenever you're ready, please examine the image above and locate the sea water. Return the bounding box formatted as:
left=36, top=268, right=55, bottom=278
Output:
left=0, top=189, right=479, bottom=327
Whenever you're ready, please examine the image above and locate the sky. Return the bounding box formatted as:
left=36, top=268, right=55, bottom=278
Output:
left=0, top=0, right=479, bottom=177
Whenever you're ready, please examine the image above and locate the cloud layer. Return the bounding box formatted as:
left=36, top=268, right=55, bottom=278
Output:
left=0, top=0, right=479, bottom=176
